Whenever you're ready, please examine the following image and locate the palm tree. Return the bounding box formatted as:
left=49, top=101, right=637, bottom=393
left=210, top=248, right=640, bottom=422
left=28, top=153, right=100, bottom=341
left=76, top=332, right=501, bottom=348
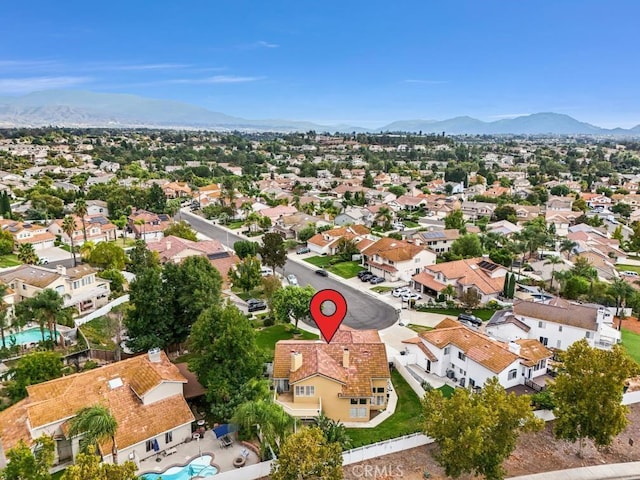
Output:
left=68, top=405, right=119, bottom=464
left=74, top=199, right=88, bottom=244
left=80, top=241, right=95, bottom=262
left=375, top=206, right=393, bottom=230
left=62, top=215, right=78, bottom=267
left=560, top=239, right=578, bottom=259
left=441, top=284, right=456, bottom=302
left=232, top=397, right=295, bottom=454
left=32, top=289, right=65, bottom=348
left=608, top=278, right=635, bottom=323
left=112, top=215, right=128, bottom=246
left=17, top=243, right=39, bottom=265
left=134, top=218, right=146, bottom=240
left=0, top=283, right=10, bottom=349
left=544, top=255, right=564, bottom=291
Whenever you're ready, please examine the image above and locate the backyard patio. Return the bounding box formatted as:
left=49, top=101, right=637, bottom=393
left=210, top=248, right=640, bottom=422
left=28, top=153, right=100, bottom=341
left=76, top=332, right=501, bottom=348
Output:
left=136, top=429, right=260, bottom=477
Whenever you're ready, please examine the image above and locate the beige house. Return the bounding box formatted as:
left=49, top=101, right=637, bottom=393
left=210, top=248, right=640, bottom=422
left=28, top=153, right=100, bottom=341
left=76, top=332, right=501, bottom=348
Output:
left=0, top=350, right=194, bottom=469
left=0, top=220, right=55, bottom=251
left=128, top=209, right=172, bottom=241
left=362, top=237, right=436, bottom=282
left=307, top=225, right=372, bottom=256
left=0, top=264, right=110, bottom=315
left=272, top=328, right=390, bottom=422
left=48, top=215, right=117, bottom=246
left=162, top=181, right=192, bottom=199
left=194, top=183, right=221, bottom=207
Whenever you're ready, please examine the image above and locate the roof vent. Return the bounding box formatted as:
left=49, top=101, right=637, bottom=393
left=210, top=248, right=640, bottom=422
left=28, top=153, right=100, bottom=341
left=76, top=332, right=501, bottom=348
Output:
left=108, top=377, right=123, bottom=390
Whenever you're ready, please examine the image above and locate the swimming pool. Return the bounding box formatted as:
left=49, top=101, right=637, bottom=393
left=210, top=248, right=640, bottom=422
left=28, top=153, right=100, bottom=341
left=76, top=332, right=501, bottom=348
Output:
left=2, top=327, right=58, bottom=346
left=142, top=455, right=218, bottom=480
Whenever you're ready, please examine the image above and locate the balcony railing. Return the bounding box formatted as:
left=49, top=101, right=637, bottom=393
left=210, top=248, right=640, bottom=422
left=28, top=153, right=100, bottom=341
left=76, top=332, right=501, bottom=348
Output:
left=274, top=391, right=322, bottom=418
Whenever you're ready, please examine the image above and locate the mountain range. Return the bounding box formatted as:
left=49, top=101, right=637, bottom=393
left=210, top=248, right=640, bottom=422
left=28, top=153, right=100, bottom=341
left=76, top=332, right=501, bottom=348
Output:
left=0, top=90, right=639, bottom=136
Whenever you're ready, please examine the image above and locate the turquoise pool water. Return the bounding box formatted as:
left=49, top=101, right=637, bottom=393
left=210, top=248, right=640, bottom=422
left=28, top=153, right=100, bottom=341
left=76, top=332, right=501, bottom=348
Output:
left=2, top=327, right=58, bottom=346
left=142, top=455, right=218, bottom=480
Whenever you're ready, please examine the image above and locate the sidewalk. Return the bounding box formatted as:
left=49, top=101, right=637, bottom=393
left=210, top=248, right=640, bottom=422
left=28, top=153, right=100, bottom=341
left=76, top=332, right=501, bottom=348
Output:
left=507, top=461, right=640, bottom=480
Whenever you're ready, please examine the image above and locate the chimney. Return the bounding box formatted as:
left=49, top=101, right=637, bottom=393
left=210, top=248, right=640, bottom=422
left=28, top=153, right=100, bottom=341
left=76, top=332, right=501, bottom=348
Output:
left=343, top=348, right=350, bottom=368
left=508, top=342, right=521, bottom=356
left=56, top=265, right=66, bottom=275
left=166, top=240, right=172, bottom=251
left=148, top=347, right=162, bottom=363
left=290, top=351, right=302, bottom=372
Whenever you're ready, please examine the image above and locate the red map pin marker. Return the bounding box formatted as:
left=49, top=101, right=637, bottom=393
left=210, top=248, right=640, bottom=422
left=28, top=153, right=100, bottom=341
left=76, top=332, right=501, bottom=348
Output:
left=309, top=289, right=348, bottom=344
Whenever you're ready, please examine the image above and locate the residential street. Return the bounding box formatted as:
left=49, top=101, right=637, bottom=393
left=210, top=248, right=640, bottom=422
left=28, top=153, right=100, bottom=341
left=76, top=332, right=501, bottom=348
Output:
left=181, top=209, right=398, bottom=330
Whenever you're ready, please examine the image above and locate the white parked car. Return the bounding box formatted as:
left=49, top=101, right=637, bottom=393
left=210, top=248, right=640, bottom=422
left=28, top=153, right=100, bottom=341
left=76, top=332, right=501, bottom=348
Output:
left=392, top=287, right=411, bottom=297
left=287, top=274, right=298, bottom=285
left=260, top=267, right=274, bottom=277
left=622, top=271, right=639, bottom=277
left=401, top=292, right=421, bottom=302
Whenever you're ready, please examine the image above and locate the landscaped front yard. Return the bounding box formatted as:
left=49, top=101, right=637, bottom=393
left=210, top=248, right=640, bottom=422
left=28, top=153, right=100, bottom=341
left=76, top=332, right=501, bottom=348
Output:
left=304, top=255, right=363, bottom=279
left=346, top=369, right=422, bottom=447
left=415, top=307, right=496, bottom=321
left=615, top=264, right=640, bottom=274
left=621, top=328, right=640, bottom=364
left=0, top=254, right=21, bottom=268
left=255, top=324, right=318, bottom=356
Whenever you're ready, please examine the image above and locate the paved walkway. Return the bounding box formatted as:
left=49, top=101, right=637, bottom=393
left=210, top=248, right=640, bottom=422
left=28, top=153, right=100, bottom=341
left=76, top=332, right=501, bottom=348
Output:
left=507, top=461, right=640, bottom=480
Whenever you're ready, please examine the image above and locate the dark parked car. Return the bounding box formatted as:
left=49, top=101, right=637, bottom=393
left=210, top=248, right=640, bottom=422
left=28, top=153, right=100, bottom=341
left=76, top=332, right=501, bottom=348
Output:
left=360, top=273, right=374, bottom=282
left=370, top=276, right=385, bottom=284
left=315, top=269, right=329, bottom=277
left=296, top=246, right=311, bottom=254
left=247, top=299, right=267, bottom=312
left=357, top=270, right=371, bottom=278
left=458, top=313, right=482, bottom=327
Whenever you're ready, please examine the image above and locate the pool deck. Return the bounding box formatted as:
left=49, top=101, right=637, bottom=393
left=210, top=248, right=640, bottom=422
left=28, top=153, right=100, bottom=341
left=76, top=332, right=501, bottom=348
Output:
left=137, top=429, right=260, bottom=477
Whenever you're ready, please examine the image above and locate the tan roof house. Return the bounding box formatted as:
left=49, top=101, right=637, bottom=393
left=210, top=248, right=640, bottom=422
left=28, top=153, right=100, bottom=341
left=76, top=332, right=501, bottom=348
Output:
left=128, top=209, right=172, bottom=242
left=48, top=215, right=117, bottom=246
left=194, top=183, right=221, bottom=207
left=272, top=328, right=390, bottom=422
left=0, top=350, right=194, bottom=469
left=0, top=220, right=55, bottom=251
left=362, top=237, right=436, bottom=282
left=307, top=225, right=371, bottom=256
left=162, top=181, right=192, bottom=199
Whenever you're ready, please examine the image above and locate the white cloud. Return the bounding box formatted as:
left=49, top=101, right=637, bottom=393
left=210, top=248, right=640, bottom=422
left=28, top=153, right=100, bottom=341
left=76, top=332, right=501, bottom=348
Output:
left=168, top=75, right=263, bottom=84
left=0, top=76, right=91, bottom=94
left=256, top=40, right=279, bottom=48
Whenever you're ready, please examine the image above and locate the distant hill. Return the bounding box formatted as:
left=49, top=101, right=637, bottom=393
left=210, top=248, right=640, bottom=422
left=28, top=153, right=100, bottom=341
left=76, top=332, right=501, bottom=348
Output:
left=0, top=90, right=637, bottom=135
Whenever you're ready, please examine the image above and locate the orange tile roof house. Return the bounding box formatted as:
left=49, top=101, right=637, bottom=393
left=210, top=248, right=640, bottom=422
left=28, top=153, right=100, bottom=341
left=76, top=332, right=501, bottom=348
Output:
left=0, top=220, right=55, bottom=251
left=0, top=350, right=194, bottom=470
left=362, top=237, right=436, bottom=282
left=401, top=319, right=552, bottom=390
left=162, top=181, right=192, bottom=199
left=48, top=215, right=117, bottom=246
left=412, top=257, right=507, bottom=304
left=411, top=229, right=460, bottom=255
left=271, top=328, right=390, bottom=422
left=127, top=209, right=172, bottom=242
left=307, top=225, right=372, bottom=256
left=194, top=183, right=221, bottom=207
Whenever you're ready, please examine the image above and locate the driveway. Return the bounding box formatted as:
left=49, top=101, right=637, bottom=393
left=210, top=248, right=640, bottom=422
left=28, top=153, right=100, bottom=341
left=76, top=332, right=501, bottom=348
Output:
left=37, top=246, right=74, bottom=263
left=181, top=210, right=398, bottom=330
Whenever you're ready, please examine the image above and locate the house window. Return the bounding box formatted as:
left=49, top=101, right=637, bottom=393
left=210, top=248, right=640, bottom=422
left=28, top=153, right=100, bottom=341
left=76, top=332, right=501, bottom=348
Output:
left=458, top=352, right=466, bottom=361
left=349, top=403, right=367, bottom=418
left=73, top=281, right=79, bottom=289
left=585, top=331, right=591, bottom=339
left=534, top=359, right=546, bottom=371
left=556, top=340, right=562, bottom=349
left=508, top=369, right=517, bottom=380
left=372, top=387, right=385, bottom=394
left=165, top=431, right=173, bottom=444
left=538, top=321, right=545, bottom=329
left=558, top=325, right=563, bottom=332
left=444, top=346, right=450, bottom=355
left=295, top=385, right=315, bottom=397
left=469, top=378, right=476, bottom=387
left=374, top=395, right=386, bottom=406
left=539, top=337, right=548, bottom=346
left=22, top=284, right=26, bottom=290
left=145, top=440, right=154, bottom=452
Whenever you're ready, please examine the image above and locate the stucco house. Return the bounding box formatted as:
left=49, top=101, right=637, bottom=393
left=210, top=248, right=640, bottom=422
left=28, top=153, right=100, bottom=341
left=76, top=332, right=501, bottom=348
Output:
left=128, top=209, right=172, bottom=241
left=0, top=349, right=194, bottom=470
left=0, top=220, right=55, bottom=251
left=271, top=328, right=390, bottom=422
left=307, top=225, right=371, bottom=256
left=362, top=237, right=436, bottom=282
left=48, top=215, right=117, bottom=246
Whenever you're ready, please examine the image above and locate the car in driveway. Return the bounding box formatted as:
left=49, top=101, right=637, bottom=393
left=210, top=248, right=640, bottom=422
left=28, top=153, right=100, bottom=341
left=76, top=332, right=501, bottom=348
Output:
left=392, top=287, right=411, bottom=297
left=401, top=292, right=421, bottom=302
left=315, top=269, right=329, bottom=277
left=38, top=256, right=49, bottom=265
left=360, top=273, right=374, bottom=282
left=247, top=299, right=267, bottom=312
left=369, top=276, right=385, bottom=284
left=261, top=267, right=274, bottom=277
left=622, top=270, right=639, bottom=277
left=287, top=274, right=298, bottom=285
left=357, top=271, right=371, bottom=279
left=296, top=246, right=311, bottom=254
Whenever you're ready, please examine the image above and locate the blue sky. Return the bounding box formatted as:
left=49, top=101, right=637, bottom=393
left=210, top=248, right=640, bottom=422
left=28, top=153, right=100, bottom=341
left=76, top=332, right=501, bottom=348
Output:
left=2, top=0, right=639, bottom=128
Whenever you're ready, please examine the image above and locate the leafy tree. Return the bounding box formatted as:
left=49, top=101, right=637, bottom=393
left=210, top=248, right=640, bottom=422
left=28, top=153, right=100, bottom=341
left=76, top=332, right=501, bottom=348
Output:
left=0, top=228, right=14, bottom=255
left=99, top=269, right=126, bottom=296
left=68, top=405, right=119, bottom=464
left=272, top=285, right=315, bottom=330
left=262, top=275, right=282, bottom=312
left=362, top=169, right=374, bottom=188
left=0, top=283, right=10, bottom=349
left=5, top=351, right=64, bottom=402
left=74, top=198, right=88, bottom=244
left=189, top=304, right=265, bottom=421
left=1, top=436, right=55, bottom=480
left=165, top=198, right=182, bottom=217
left=608, top=278, right=635, bottom=319
left=611, top=202, right=632, bottom=218
left=79, top=240, right=95, bottom=261
left=551, top=340, right=639, bottom=455
left=571, top=197, right=588, bottom=212
left=61, top=446, right=138, bottom=480
left=544, top=255, right=563, bottom=291
left=126, top=240, right=160, bottom=275
left=387, top=185, right=406, bottom=196
left=335, top=237, right=359, bottom=262
left=297, top=224, right=317, bottom=243
left=422, top=377, right=543, bottom=480
left=489, top=248, right=513, bottom=268
left=444, top=209, right=465, bottom=231
left=230, top=255, right=262, bottom=294
left=550, top=184, right=570, bottom=196
left=163, top=221, right=198, bottom=241
left=88, top=242, right=126, bottom=270
left=315, top=413, right=352, bottom=450
left=259, top=233, right=287, bottom=273
left=562, top=275, right=591, bottom=299
left=449, top=234, right=483, bottom=259
left=18, top=242, right=39, bottom=265
left=146, top=183, right=166, bottom=214
left=492, top=205, right=517, bottom=223
left=570, top=256, right=597, bottom=280
left=62, top=215, right=78, bottom=267
left=271, top=427, right=343, bottom=480
left=233, top=240, right=258, bottom=259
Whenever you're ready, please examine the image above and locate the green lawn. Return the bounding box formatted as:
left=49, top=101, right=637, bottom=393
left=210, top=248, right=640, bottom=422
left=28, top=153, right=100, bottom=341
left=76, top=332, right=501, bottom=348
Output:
left=255, top=324, right=318, bottom=357
left=621, top=328, right=640, bottom=364
left=304, top=256, right=363, bottom=278
left=232, top=287, right=264, bottom=301
left=51, top=470, right=65, bottom=480
left=408, top=324, right=433, bottom=334
left=0, top=254, right=21, bottom=267
left=415, top=307, right=496, bottom=321
left=437, top=384, right=455, bottom=398
left=79, top=316, right=116, bottom=349
left=346, top=369, right=423, bottom=447
left=371, top=286, right=394, bottom=294
left=227, top=220, right=244, bottom=230
left=173, top=352, right=196, bottom=364
left=403, top=220, right=420, bottom=228
left=616, top=264, right=640, bottom=274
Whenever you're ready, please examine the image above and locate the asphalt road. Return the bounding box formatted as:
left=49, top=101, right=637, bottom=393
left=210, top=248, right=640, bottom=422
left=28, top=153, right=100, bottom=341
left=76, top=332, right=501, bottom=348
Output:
left=181, top=210, right=398, bottom=330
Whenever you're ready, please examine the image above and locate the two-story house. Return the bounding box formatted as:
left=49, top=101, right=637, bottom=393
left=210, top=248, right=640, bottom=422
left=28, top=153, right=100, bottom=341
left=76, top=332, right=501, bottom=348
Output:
left=307, top=225, right=372, bottom=256
left=412, top=257, right=506, bottom=304
left=460, top=201, right=497, bottom=221
left=0, top=349, right=194, bottom=470
left=162, top=181, right=192, bottom=199
left=362, top=238, right=436, bottom=282
left=194, top=183, right=221, bottom=207
left=486, top=298, right=621, bottom=351
left=0, top=220, right=56, bottom=251
left=128, top=209, right=172, bottom=241
left=0, top=264, right=110, bottom=315
left=402, top=319, right=552, bottom=390
left=411, top=229, right=460, bottom=255
left=272, top=328, right=390, bottom=422
left=48, top=215, right=117, bottom=246
left=85, top=200, right=109, bottom=217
